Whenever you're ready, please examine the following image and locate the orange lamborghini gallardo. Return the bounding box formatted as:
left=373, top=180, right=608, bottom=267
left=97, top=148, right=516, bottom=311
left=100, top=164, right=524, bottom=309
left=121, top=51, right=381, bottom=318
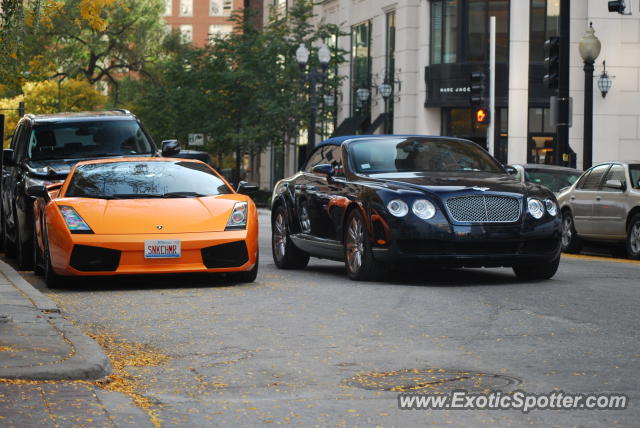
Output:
left=29, top=158, right=259, bottom=287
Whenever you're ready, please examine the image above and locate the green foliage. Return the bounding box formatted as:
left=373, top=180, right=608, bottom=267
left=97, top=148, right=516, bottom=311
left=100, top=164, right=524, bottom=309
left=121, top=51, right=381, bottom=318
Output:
left=127, top=0, right=348, bottom=158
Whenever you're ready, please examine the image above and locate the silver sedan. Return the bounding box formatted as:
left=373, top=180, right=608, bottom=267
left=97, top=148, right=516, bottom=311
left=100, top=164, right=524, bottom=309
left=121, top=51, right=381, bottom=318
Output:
left=557, top=161, right=640, bottom=259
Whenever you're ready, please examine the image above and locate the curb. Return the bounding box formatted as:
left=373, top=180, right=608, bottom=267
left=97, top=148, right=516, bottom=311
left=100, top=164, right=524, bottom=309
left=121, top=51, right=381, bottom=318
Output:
left=0, top=261, right=112, bottom=381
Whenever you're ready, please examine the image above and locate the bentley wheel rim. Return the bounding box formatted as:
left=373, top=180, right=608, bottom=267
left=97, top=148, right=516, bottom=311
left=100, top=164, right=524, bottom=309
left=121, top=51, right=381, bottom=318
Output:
left=273, top=212, right=287, bottom=260
left=346, top=217, right=364, bottom=273
left=562, top=215, right=572, bottom=247
left=631, top=222, right=640, bottom=254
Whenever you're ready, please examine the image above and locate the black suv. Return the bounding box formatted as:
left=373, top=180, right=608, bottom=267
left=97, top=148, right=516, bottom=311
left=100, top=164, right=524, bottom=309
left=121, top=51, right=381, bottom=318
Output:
left=1, top=110, right=159, bottom=269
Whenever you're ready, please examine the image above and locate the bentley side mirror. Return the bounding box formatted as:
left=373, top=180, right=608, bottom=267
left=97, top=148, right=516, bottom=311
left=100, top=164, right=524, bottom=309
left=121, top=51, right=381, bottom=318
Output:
left=236, top=181, right=259, bottom=196
left=312, top=164, right=334, bottom=179
left=161, top=140, right=181, bottom=157
left=2, top=148, right=15, bottom=167
left=26, top=185, right=48, bottom=198
left=605, top=179, right=625, bottom=190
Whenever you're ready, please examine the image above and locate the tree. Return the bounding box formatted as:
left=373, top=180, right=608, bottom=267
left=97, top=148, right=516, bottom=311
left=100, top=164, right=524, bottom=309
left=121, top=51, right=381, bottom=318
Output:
left=0, top=0, right=126, bottom=96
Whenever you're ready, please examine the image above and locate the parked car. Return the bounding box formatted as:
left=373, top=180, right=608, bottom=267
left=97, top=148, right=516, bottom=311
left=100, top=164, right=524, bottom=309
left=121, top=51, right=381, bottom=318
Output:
left=29, top=158, right=259, bottom=287
left=270, top=135, right=562, bottom=281
left=557, top=161, right=640, bottom=259
left=510, top=164, right=582, bottom=194
left=1, top=110, right=159, bottom=269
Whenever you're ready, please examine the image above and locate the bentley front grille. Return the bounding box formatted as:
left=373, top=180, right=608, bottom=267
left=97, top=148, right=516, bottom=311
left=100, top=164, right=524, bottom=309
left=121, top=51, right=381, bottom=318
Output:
left=445, top=195, right=521, bottom=223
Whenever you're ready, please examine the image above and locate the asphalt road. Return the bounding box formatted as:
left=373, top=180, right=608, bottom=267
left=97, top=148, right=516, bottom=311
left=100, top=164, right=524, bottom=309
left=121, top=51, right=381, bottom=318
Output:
left=16, top=209, right=640, bottom=427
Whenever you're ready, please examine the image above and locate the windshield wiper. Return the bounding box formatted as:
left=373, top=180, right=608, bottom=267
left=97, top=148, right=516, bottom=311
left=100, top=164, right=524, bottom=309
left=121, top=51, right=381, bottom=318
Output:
left=111, top=193, right=163, bottom=199
left=160, top=191, right=206, bottom=198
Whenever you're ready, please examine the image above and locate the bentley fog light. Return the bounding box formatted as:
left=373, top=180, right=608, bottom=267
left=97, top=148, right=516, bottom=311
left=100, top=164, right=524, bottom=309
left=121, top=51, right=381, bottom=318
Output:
left=527, top=198, right=544, bottom=219
left=412, top=199, right=436, bottom=220
left=387, top=199, right=409, bottom=217
left=544, top=199, right=558, bottom=216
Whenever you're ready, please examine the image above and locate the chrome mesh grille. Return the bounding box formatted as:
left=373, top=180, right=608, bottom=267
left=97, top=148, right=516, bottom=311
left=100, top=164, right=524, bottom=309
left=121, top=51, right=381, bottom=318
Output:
left=446, top=195, right=521, bottom=223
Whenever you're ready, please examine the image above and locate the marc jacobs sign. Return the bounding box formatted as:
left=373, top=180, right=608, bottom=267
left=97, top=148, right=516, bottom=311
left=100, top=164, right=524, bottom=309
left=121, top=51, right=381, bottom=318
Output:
left=440, top=86, right=471, bottom=94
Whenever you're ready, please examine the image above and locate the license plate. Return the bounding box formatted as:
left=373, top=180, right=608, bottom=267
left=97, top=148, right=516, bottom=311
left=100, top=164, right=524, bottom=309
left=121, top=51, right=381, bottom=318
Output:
left=144, top=240, right=181, bottom=258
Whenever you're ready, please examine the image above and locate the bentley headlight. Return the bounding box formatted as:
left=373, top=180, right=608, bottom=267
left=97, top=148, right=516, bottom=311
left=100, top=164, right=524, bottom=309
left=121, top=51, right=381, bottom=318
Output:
left=387, top=199, right=409, bottom=217
left=527, top=198, right=544, bottom=219
left=544, top=199, right=558, bottom=216
left=412, top=199, right=436, bottom=220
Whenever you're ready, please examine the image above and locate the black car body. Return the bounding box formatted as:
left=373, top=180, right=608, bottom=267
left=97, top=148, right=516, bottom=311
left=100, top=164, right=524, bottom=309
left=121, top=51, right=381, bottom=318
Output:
left=1, top=110, right=158, bottom=269
left=270, top=135, right=562, bottom=280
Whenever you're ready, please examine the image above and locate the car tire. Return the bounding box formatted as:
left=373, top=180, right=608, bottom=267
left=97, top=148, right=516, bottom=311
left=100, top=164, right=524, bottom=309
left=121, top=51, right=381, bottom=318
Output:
left=343, top=209, right=384, bottom=281
left=271, top=205, right=309, bottom=269
left=513, top=255, right=560, bottom=281
left=626, top=214, right=640, bottom=260
left=15, top=212, right=33, bottom=270
left=43, top=228, right=66, bottom=289
left=561, top=210, right=582, bottom=254
left=229, top=253, right=259, bottom=283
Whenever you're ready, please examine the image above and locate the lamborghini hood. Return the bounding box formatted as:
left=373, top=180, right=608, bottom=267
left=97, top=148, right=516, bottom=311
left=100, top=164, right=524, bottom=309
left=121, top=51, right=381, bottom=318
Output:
left=54, top=195, right=244, bottom=234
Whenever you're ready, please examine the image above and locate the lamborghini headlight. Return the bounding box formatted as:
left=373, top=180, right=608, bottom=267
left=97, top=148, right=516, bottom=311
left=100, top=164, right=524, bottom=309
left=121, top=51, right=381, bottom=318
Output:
left=226, top=202, right=248, bottom=230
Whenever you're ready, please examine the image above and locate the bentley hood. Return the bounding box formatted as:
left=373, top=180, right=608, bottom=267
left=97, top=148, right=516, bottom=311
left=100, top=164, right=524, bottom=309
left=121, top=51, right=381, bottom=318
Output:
left=364, top=171, right=531, bottom=196
left=54, top=195, right=244, bottom=234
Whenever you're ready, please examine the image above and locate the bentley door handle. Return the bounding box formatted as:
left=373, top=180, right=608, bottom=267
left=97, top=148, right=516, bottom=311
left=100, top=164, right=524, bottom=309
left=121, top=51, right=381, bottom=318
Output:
left=570, top=196, right=576, bottom=200
left=595, top=196, right=601, bottom=201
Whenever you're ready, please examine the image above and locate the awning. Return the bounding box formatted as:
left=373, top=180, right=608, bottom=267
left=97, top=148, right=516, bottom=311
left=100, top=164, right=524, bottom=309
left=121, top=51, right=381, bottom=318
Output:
left=332, top=115, right=368, bottom=137
left=365, top=113, right=388, bottom=134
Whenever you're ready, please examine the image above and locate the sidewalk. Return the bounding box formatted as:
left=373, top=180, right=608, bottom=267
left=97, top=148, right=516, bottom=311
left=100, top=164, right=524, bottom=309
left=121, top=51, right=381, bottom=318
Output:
left=0, top=259, right=110, bottom=380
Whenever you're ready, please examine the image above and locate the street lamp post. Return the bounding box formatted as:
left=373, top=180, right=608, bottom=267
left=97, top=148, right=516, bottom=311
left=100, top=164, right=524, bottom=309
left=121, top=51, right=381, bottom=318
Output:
left=579, top=23, right=601, bottom=171
left=296, top=43, right=331, bottom=163
left=378, top=79, right=392, bottom=133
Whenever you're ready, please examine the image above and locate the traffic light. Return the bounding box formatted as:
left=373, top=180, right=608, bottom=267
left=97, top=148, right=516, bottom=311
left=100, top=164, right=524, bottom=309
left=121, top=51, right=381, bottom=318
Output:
left=608, top=0, right=626, bottom=13
left=543, top=37, right=560, bottom=90
left=469, top=71, right=486, bottom=106
left=474, top=107, right=490, bottom=125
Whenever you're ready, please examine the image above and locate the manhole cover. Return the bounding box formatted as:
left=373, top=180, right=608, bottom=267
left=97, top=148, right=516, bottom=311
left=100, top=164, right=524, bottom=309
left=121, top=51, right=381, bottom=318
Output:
left=346, top=368, right=520, bottom=392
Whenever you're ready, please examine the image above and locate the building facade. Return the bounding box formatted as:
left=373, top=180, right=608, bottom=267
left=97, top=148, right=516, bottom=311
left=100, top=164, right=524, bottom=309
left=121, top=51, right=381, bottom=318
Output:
left=163, top=0, right=242, bottom=45
left=259, top=0, right=640, bottom=190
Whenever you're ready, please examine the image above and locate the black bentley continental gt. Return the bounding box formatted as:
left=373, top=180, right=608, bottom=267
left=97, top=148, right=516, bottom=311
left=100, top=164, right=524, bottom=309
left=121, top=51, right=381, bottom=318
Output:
left=271, top=135, right=562, bottom=281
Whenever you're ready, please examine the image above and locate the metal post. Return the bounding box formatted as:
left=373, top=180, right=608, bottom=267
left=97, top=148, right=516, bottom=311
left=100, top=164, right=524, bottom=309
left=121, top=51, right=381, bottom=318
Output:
left=557, top=0, right=571, bottom=166
left=583, top=60, right=594, bottom=170
left=488, top=16, right=496, bottom=156
left=18, top=101, right=25, bottom=118
left=308, top=71, right=317, bottom=158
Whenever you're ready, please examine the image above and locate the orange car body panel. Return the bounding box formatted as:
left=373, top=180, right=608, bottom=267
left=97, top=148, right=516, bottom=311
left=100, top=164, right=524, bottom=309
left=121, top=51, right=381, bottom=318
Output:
left=36, top=158, right=258, bottom=276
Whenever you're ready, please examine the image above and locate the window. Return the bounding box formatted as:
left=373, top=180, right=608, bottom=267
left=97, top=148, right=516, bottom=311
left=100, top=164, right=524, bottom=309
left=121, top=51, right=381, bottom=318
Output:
left=603, top=164, right=626, bottom=189
left=579, top=164, right=610, bottom=190
left=272, top=0, right=286, bottom=18
left=629, top=164, right=640, bottom=189
left=179, top=25, right=192, bottom=43
left=209, top=24, right=233, bottom=39
left=28, top=121, right=154, bottom=161
left=323, top=146, right=344, bottom=177
left=351, top=21, right=372, bottom=117
left=528, top=108, right=553, bottom=133
left=530, top=0, right=560, bottom=63
left=65, top=161, right=231, bottom=199
left=304, top=148, right=325, bottom=172
left=210, top=0, right=222, bottom=15
left=223, top=0, right=232, bottom=15
left=165, top=0, right=172, bottom=16
left=430, top=0, right=510, bottom=65
left=179, top=0, right=192, bottom=16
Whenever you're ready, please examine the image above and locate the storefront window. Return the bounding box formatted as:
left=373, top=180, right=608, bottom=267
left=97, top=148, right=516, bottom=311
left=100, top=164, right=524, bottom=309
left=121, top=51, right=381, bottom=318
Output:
left=431, top=0, right=509, bottom=65
left=351, top=21, right=372, bottom=117
left=530, top=0, right=560, bottom=63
